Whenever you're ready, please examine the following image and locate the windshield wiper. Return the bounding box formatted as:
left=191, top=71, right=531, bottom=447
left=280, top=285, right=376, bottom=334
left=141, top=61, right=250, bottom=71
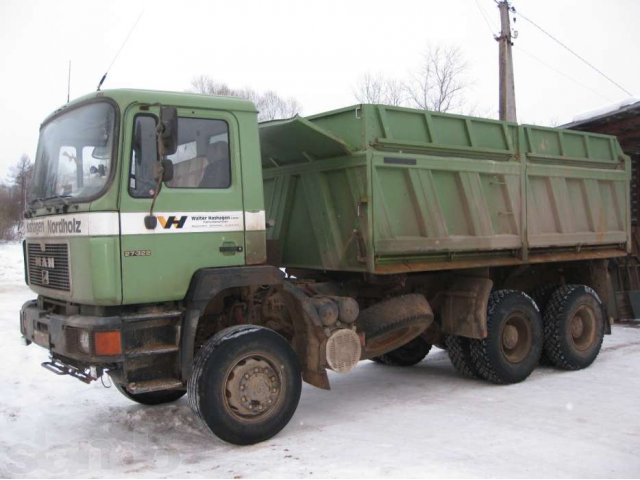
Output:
left=28, top=194, right=73, bottom=208
left=44, top=194, right=72, bottom=202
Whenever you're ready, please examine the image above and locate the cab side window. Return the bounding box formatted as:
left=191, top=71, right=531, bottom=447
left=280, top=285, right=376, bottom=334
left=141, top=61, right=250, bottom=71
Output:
left=129, top=116, right=158, bottom=198
left=166, top=118, right=231, bottom=189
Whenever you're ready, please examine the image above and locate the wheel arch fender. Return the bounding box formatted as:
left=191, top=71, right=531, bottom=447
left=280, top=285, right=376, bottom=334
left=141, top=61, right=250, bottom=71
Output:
left=277, top=282, right=332, bottom=390
left=180, top=266, right=284, bottom=382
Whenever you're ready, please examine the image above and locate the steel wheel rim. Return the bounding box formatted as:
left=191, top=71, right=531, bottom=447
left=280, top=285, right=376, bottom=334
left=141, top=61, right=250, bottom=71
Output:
left=569, top=305, right=596, bottom=351
left=500, top=312, right=532, bottom=364
left=223, top=353, right=285, bottom=422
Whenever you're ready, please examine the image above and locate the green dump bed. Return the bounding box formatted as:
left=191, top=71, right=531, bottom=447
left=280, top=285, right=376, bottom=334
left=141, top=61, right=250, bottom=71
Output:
left=260, top=104, right=631, bottom=274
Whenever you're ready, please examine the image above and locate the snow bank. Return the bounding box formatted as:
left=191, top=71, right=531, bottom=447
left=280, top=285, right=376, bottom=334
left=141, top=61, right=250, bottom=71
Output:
left=1, top=243, right=639, bottom=478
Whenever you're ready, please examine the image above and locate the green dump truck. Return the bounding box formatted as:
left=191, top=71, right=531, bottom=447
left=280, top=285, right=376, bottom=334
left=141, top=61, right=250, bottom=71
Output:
left=20, top=89, right=631, bottom=444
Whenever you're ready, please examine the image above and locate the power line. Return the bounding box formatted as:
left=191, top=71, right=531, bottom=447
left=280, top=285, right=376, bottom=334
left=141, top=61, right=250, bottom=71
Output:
left=514, top=44, right=614, bottom=103
left=473, top=2, right=618, bottom=110
left=515, top=8, right=633, bottom=97
left=474, top=0, right=497, bottom=35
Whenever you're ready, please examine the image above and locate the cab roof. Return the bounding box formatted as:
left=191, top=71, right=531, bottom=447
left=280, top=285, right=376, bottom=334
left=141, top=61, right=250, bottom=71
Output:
left=42, top=88, right=257, bottom=125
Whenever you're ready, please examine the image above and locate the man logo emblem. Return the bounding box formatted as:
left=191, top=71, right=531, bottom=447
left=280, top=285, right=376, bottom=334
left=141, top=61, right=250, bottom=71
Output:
left=42, top=270, right=50, bottom=285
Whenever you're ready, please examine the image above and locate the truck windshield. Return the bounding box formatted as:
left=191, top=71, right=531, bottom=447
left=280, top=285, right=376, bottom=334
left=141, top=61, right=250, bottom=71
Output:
left=29, top=102, right=116, bottom=205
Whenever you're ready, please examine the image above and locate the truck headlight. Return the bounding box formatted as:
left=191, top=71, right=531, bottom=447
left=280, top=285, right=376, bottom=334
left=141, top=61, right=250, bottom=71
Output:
left=78, top=330, right=91, bottom=354
left=65, top=327, right=92, bottom=354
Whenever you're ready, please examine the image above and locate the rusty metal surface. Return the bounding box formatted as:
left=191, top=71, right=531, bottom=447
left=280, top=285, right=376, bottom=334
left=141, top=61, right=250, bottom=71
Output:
left=440, top=276, right=493, bottom=339
left=374, top=248, right=627, bottom=275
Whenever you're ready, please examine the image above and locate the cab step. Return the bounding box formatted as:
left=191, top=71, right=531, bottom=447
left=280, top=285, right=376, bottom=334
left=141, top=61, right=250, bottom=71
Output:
left=125, top=344, right=179, bottom=357
left=125, top=378, right=184, bottom=394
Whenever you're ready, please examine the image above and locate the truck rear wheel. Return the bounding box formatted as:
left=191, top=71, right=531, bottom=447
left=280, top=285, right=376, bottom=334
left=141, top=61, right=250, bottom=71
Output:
left=543, top=284, right=605, bottom=370
left=445, top=335, right=480, bottom=379
left=470, top=290, right=543, bottom=384
left=188, top=325, right=301, bottom=445
left=115, top=385, right=186, bottom=406
left=529, top=283, right=560, bottom=366
left=529, top=283, right=560, bottom=314
left=372, top=336, right=432, bottom=366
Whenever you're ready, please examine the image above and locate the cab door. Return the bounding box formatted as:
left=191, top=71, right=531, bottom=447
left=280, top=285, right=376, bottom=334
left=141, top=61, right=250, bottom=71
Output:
left=119, top=106, right=245, bottom=304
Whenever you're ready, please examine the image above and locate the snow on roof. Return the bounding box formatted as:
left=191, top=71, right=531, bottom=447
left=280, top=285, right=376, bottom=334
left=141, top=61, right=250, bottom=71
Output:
left=570, top=97, right=640, bottom=124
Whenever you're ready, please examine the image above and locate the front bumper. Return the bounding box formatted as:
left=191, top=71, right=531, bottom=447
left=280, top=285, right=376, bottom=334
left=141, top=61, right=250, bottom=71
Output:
left=20, top=299, right=124, bottom=368
left=20, top=298, right=184, bottom=391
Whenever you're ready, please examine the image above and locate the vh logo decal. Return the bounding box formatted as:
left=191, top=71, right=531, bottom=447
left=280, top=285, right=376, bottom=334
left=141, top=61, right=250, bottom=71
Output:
left=157, top=215, right=188, bottom=229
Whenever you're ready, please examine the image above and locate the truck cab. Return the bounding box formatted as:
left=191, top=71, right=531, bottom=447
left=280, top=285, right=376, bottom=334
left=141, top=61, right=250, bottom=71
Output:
left=20, top=89, right=275, bottom=390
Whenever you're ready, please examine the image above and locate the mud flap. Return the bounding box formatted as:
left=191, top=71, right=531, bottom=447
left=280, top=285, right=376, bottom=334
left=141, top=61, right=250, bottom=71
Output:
left=440, top=277, right=494, bottom=339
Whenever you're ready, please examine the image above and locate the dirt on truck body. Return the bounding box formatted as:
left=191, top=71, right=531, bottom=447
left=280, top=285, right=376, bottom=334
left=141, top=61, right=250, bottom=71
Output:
left=20, top=89, right=630, bottom=444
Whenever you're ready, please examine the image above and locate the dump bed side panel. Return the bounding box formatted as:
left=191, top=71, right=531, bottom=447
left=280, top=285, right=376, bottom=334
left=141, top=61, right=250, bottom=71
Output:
left=263, top=156, right=369, bottom=272
left=369, top=108, right=523, bottom=265
left=523, top=125, right=630, bottom=250
left=371, top=153, right=523, bottom=258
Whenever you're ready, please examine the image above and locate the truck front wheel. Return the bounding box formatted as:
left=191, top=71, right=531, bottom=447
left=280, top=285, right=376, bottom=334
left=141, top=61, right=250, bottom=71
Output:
left=470, top=290, right=543, bottom=384
left=188, top=325, right=302, bottom=445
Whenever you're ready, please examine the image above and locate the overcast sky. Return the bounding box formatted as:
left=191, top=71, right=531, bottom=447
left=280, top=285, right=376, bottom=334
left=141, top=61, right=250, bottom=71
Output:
left=0, top=0, right=638, bottom=181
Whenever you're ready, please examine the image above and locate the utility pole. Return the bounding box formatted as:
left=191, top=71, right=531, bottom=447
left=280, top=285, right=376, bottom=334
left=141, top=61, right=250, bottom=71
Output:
left=497, top=0, right=517, bottom=122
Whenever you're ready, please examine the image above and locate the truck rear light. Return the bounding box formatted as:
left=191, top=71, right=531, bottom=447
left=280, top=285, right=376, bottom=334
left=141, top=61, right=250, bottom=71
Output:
left=94, top=331, right=122, bottom=356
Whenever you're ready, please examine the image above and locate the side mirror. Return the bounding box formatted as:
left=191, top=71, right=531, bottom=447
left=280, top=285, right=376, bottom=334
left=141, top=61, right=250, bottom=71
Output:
left=92, top=145, right=111, bottom=160
left=161, top=159, right=174, bottom=182
left=159, top=107, right=178, bottom=156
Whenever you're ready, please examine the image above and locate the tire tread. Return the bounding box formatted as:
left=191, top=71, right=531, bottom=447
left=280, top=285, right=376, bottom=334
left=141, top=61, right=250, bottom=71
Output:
left=543, top=284, right=604, bottom=370
left=373, top=337, right=432, bottom=366
left=469, top=289, right=542, bottom=384
left=445, top=335, right=480, bottom=379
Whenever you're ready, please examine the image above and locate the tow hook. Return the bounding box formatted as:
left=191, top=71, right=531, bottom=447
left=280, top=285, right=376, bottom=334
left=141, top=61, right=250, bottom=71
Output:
left=41, top=359, right=100, bottom=384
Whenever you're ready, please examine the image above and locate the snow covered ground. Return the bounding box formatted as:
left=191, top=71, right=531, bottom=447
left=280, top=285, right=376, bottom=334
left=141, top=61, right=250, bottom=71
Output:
left=1, top=241, right=639, bottom=478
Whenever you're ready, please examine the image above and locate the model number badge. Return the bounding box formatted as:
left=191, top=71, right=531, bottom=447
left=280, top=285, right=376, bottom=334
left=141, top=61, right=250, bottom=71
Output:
left=124, top=250, right=152, bottom=257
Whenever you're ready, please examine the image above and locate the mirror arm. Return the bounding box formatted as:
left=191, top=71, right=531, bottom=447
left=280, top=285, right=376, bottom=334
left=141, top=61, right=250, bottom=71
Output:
left=144, top=121, right=168, bottom=230
left=144, top=106, right=178, bottom=230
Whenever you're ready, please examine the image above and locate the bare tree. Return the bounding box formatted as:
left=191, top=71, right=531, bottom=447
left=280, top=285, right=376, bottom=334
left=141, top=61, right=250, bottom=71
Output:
left=0, top=154, right=33, bottom=240
left=190, top=75, right=235, bottom=97
left=405, top=45, right=467, bottom=113
left=353, top=45, right=469, bottom=114
left=189, top=75, right=301, bottom=121
left=9, top=154, right=32, bottom=217
left=0, top=185, right=17, bottom=240
left=384, top=78, right=406, bottom=107
left=354, top=73, right=405, bottom=106
left=254, top=90, right=301, bottom=121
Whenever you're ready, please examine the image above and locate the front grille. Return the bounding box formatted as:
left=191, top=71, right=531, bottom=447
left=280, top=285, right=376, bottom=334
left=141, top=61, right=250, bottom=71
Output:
left=27, top=243, right=70, bottom=291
